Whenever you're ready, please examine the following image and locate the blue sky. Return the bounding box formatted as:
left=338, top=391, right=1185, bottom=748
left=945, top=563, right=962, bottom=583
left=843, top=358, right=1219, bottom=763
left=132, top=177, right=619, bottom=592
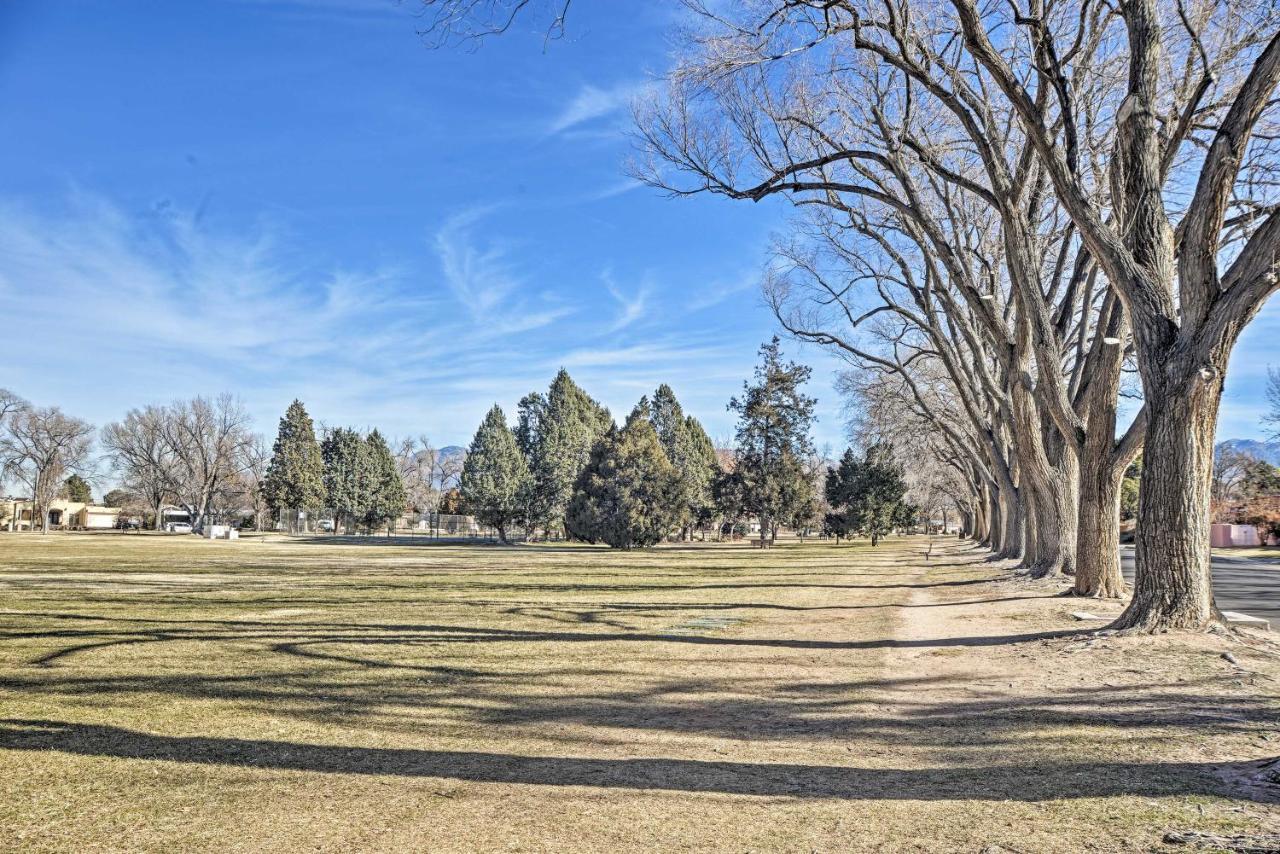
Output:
left=0, top=0, right=1276, bottom=451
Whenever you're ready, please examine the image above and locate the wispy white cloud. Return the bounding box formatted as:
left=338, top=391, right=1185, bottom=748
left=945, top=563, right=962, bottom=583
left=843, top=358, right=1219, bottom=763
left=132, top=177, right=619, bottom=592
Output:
left=602, top=270, right=652, bottom=332
left=432, top=206, right=575, bottom=334
left=0, top=194, right=426, bottom=370
left=583, top=179, right=644, bottom=202
left=0, top=189, right=793, bottom=451
left=687, top=272, right=758, bottom=311
left=0, top=193, right=590, bottom=444
left=548, top=81, right=652, bottom=135
left=559, top=341, right=736, bottom=370
left=435, top=207, right=516, bottom=314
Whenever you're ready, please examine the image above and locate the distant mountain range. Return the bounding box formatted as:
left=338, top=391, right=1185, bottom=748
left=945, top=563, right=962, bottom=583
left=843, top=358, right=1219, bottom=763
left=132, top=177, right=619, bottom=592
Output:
left=1218, top=439, right=1280, bottom=465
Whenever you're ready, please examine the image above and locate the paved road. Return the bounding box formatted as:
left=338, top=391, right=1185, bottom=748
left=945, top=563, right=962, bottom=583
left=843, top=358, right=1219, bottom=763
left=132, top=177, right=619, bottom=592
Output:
left=1120, top=546, right=1280, bottom=625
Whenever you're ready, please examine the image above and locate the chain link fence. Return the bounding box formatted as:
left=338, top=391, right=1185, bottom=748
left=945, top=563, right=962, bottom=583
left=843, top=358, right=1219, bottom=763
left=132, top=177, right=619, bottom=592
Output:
left=272, top=508, right=524, bottom=541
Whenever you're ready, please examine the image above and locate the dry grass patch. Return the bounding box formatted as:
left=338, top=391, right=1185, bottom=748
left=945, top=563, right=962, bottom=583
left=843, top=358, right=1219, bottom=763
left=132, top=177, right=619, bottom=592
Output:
left=0, top=533, right=1277, bottom=852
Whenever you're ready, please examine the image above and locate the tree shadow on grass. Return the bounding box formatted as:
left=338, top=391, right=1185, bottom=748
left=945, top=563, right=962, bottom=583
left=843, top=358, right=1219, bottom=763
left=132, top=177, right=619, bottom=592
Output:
left=0, top=717, right=1265, bottom=802
left=1, top=616, right=1078, bottom=669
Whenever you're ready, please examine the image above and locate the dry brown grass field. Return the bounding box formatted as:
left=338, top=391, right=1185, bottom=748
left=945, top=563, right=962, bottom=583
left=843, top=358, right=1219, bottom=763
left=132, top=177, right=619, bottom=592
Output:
left=1, top=532, right=1279, bottom=852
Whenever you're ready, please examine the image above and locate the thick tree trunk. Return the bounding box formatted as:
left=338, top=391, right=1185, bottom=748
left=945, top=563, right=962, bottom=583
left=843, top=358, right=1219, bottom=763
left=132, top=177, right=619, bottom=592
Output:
left=996, top=486, right=1024, bottom=560
left=971, top=492, right=986, bottom=544
left=1074, top=302, right=1134, bottom=597
left=985, top=487, right=1001, bottom=551
left=1018, top=447, right=1078, bottom=578
left=1006, top=342, right=1077, bottom=577
left=1023, top=491, right=1041, bottom=569
left=983, top=486, right=993, bottom=540
left=1074, top=458, right=1127, bottom=598
left=1112, top=376, right=1223, bottom=630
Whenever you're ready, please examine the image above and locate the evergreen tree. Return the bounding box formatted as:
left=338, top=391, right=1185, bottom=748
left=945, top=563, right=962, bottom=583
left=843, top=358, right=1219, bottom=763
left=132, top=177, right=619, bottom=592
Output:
left=521, top=370, right=611, bottom=537
left=321, top=427, right=369, bottom=534
left=892, top=500, right=920, bottom=533
left=827, top=443, right=911, bottom=546
left=103, top=487, right=137, bottom=510
left=645, top=385, right=720, bottom=539
left=728, top=338, right=817, bottom=544
left=713, top=467, right=748, bottom=540
left=685, top=414, right=722, bottom=538
left=62, top=473, right=92, bottom=503
left=824, top=448, right=860, bottom=542
left=514, top=391, right=550, bottom=534
left=514, top=392, right=546, bottom=459
left=263, top=400, right=326, bottom=532
left=461, top=404, right=531, bottom=543
left=566, top=406, right=680, bottom=549
left=363, top=429, right=407, bottom=533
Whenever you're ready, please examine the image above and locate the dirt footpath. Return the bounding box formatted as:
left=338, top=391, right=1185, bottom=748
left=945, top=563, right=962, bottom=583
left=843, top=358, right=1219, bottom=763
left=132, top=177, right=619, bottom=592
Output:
left=857, top=537, right=1280, bottom=852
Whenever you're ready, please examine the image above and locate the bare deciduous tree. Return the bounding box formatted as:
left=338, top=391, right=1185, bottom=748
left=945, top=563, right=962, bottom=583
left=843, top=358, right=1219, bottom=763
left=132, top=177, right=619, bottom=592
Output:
left=102, top=405, right=176, bottom=530
left=0, top=404, right=94, bottom=532
left=160, top=395, right=255, bottom=530
left=416, top=0, right=573, bottom=46
left=397, top=435, right=441, bottom=516
left=949, top=0, right=1280, bottom=628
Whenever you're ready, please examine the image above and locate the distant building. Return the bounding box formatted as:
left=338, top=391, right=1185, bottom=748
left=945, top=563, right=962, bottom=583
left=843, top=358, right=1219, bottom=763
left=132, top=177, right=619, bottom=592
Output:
left=2, top=498, right=121, bottom=531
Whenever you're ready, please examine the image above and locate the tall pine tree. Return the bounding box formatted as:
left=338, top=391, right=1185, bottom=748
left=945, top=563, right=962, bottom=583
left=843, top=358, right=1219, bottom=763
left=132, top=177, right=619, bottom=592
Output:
left=263, top=400, right=325, bottom=532
left=685, top=415, right=723, bottom=538
left=824, top=448, right=860, bottom=542
left=646, top=384, right=719, bottom=539
left=62, top=474, right=92, bottom=504
left=521, top=370, right=611, bottom=537
left=321, top=427, right=368, bottom=534
left=728, top=338, right=817, bottom=545
left=566, top=405, right=680, bottom=549
left=363, top=429, right=407, bottom=534
left=461, top=404, right=531, bottom=544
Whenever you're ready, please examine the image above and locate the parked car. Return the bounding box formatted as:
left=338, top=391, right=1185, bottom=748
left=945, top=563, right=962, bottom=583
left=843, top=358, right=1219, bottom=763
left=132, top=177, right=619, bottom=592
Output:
left=166, top=522, right=193, bottom=534
left=317, top=519, right=334, bottom=532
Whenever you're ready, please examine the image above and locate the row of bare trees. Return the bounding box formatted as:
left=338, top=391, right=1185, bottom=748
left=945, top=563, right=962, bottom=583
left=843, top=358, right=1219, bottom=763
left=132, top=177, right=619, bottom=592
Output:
left=424, top=0, right=1280, bottom=630
left=101, top=395, right=262, bottom=531
left=0, top=390, right=267, bottom=533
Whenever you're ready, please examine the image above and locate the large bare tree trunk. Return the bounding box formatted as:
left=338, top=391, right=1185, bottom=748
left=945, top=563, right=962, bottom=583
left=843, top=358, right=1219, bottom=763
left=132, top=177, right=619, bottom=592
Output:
left=1037, top=451, right=1080, bottom=578
left=986, top=489, right=1001, bottom=550
left=1113, top=376, right=1223, bottom=630
left=1073, top=335, right=1132, bottom=598
left=1010, top=372, right=1075, bottom=577
left=1016, top=459, right=1076, bottom=578
left=996, top=486, right=1024, bottom=560
left=1074, top=458, right=1126, bottom=598
left=971, top=492, right=989, bottom=543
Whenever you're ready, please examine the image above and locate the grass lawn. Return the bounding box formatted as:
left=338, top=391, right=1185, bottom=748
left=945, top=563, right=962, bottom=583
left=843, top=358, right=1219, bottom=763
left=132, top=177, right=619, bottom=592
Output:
left=1, top=533, right=1278, bottom=852
left=1214, top=546, right=1280, bottom=563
